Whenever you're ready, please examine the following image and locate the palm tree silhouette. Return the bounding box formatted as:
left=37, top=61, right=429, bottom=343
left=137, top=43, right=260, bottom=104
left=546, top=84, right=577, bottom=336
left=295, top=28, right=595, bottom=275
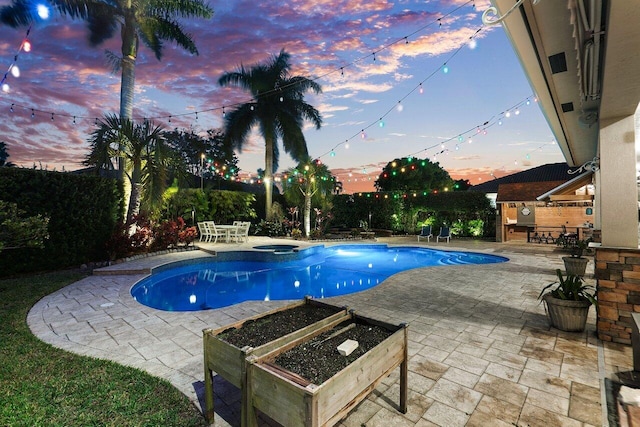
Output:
left=218, top=49, right=322, bottom=220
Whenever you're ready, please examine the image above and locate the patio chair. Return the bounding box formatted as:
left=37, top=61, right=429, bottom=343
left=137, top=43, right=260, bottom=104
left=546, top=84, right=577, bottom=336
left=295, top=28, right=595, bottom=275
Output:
left=205, top=221, right=227, bottom=244
left=229, top=221, right=250, bottom=243
left=197, top=222, right=209, bottom=242
left=436, top=226, right=451, bottom=243
left=417, top=225, right=433, bottom=242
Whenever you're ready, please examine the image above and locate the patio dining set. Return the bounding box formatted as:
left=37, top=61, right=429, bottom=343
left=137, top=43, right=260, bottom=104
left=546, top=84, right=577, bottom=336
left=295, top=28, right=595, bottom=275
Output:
left=197, top=221, right=251, bottom=244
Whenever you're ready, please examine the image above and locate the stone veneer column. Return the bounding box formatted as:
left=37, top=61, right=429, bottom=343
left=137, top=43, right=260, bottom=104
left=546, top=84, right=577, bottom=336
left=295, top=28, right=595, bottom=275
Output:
left=595, top=247, right=640, bottom=344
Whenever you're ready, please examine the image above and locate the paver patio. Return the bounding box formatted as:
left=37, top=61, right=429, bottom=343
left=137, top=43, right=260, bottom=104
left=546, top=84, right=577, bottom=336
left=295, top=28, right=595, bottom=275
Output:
left=27, top=236, right=634, bottom=426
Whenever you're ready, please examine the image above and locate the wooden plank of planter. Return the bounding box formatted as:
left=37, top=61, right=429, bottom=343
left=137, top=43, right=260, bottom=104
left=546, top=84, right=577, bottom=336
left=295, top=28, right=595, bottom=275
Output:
left=202, top=297, right=351, bottom=425
left=246, top=315, right=408, bottom=427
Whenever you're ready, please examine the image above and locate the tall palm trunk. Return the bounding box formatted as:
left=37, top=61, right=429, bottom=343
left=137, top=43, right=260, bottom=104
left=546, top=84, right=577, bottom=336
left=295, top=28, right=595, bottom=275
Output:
left=264, top=135, right=274, bottom=220
left=120, top=6, right=137, bottom=220
left=127, top=156, right=143, bottom=222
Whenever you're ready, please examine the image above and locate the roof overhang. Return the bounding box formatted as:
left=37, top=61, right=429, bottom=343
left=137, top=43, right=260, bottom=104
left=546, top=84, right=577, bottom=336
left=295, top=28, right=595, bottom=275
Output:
left=536, top=170, right=593, bottom=200
left=488, top=0, right=640, bottom=167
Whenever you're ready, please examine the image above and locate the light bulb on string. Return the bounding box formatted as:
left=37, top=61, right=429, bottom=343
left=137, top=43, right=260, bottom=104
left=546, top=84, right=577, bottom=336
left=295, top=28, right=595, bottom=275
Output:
left=468, top=137, right=472, bottom=144
left=10, top=65, right=19, bottom=78
left=31, top=109, right=34, bottom=118
left=361, top=130, right=366, bottom=139
left=396, top=102, right=403, bottom=112
left=10, top=104, right=14, bottom=112
left=1, top=83, right=9, bottom=93
left=458, top=136, right=463, bottom=142
left=378, top=119, right=384, bottom=128
left=330, top=150, right=335, bottom=157
left=483, top=130, right=487, bottom=135
left=222, top=107, right=226, bottom=118
left=526, top=99, right=531, bottom=106
left=525, top=153, right=530, bottom=160
left=345, top=142, right=349, bottom=149
left=442, top=64, right=449, bottom=74
left=505, top=111, right=511, bottom=118
left=21, top=40, right=31, bottom=52
left=419, top=83, right=424, bottom=94
left=468, top=38, right=477, bottom=49
left=37, top=4, right=50, bottom=19
left=455, top=144, right=459, bottom=151
left=195, top=112, right=198, bottom=120
left=498, top=119, right=503, bottom=125
left=73, top=116, right=76, bottom=124
left=515, top=108, right=520, bottom=116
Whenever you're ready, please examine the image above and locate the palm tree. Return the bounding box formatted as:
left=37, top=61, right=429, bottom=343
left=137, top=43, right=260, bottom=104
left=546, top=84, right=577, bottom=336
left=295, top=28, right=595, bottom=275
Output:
left=0, top=0, right=213, bottom=121
left=218, top=49, right=322, bottom=220
left=85, top=115, right=178, bottom=221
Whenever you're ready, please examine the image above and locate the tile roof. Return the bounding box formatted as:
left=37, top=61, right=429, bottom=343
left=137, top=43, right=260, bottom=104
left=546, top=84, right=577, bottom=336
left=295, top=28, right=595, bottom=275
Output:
left=496, top=181, right=568, bottom=202
left=468, top=162, right=572, bottom=193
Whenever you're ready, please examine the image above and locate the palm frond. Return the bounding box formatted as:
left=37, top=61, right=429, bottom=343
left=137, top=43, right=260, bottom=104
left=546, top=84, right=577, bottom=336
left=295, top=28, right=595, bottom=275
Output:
left=137, top=18, right=164, bottom=60
left=150, top=16, right=198, bottom=55
left=104, top=50, right=122, bottom=74
left=223, top=105, right=258, bottom=151
left=146, top=0, right=213, bottom=19
left=86, top=3, right=119, bottom=46
left=0, top=0, right=34, bottom=27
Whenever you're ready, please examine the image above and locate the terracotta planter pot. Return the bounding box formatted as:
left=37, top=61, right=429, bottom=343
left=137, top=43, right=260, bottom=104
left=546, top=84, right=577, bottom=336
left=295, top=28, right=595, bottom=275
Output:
left=562, top=256, right=589, bottom=276
left=542, top=294, right=591, bottom=332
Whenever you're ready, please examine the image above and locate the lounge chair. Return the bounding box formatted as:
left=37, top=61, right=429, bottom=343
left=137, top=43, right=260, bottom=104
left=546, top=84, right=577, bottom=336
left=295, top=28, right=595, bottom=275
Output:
left=417, top=225, right=433, bottom=242
left=436, top=226, right=451, bottom=243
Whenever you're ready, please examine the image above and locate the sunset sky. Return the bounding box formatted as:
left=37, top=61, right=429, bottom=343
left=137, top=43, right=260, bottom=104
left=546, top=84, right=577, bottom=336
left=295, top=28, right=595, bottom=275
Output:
left=0, top=0, right=564, bottom=193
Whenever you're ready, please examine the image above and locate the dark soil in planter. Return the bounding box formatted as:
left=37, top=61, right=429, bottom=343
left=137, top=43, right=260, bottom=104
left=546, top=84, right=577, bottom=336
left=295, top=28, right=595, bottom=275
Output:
left=274, top=320, right=393, bottom=384
left=218, top=305, right=341, bottom=348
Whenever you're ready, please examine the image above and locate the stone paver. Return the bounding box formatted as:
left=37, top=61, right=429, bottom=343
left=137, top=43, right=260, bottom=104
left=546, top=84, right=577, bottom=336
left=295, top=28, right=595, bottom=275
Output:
left=26, top=236, right=630, bottom=426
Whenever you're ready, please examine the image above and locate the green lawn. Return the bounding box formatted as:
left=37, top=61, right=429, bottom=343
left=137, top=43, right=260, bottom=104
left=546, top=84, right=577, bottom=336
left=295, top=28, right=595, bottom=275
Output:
left=0, top=270, right=208, bottom=427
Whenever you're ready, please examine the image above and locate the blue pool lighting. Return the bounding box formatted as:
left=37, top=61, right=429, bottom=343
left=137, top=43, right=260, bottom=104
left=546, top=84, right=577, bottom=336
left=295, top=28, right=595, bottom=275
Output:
left=131, top=244, right=508, bottom=311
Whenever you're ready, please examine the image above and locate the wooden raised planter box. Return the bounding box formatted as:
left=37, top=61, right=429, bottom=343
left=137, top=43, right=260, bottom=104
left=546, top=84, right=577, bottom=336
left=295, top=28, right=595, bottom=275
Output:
left=246, top=314, right=408, bottom=427
left=203, top=297, right=350, bottom=425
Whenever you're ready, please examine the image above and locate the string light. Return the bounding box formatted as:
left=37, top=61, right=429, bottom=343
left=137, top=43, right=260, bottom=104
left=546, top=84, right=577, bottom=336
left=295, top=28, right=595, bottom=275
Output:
left=1, top=0, right=478, bottom=127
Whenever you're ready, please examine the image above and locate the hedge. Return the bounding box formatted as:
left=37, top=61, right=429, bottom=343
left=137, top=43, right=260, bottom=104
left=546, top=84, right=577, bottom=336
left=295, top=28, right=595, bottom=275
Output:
left=0, top=168, right=123, bottom=276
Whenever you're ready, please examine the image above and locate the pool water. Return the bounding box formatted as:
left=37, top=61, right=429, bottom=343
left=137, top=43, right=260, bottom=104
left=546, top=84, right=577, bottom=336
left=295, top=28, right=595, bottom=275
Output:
left=131, top=244, right=508, bottom=311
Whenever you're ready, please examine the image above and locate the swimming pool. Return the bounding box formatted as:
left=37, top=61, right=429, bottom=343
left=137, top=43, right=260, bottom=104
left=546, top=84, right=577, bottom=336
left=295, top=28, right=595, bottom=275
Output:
left=131, top=244, right=508, bottom=311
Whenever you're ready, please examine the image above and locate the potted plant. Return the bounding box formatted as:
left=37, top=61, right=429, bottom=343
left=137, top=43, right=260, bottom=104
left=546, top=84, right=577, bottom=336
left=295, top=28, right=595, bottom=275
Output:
left=557, top=236, right=592, bottom=276
left=538, top=269, right=597, bottom=332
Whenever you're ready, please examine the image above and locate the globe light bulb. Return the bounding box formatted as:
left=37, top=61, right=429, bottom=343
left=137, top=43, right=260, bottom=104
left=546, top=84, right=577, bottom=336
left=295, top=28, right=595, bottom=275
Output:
left=1, top=83, right=9, bottom=92
left=10, top=65, right=19, bottom=78
left=37, top=4, right=49, bottom=19
left=22, top=40, right=31, bottom=52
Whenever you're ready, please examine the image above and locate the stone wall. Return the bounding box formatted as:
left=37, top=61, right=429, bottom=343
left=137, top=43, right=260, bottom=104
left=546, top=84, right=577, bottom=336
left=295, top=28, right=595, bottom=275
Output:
left=595, top=247, right=640, bottom=344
